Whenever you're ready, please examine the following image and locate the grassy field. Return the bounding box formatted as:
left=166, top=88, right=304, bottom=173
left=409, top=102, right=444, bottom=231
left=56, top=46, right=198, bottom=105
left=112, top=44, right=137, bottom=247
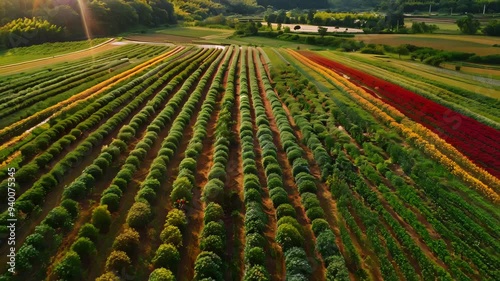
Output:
left=0, top=38, right=109, bottom=66
left=355, top=33, right=499, bottom=55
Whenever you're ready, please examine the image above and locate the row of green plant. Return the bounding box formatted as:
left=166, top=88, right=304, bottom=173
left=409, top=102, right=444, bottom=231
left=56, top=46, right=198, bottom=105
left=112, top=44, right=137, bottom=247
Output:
left=248, top=48, right=315, bottom=280
left=237, top=47, right=273, bottom=281
left=255, top=50, right=350, bottom=280
left=0, top=48, right=216, bottom=281
left=0, top=48, right=190, bottom=206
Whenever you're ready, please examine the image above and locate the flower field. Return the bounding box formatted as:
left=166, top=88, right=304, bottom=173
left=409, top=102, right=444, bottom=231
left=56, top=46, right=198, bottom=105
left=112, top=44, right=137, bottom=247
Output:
left=0, top=43, right=498, bottom=281
left=298, top=51, right=500, bottom=180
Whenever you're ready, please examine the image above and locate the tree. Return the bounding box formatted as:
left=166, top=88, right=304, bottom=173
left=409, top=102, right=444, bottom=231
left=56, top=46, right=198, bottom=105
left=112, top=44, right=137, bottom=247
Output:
left=92, top=205, right=112, bottom=233
left=112, top=228, right=140, bottom=256
left=397, top=45, right=410, bottom=59
left=152, top=243, right=180, bottom=269
left=483, top=20, right=500, bottom=36
left=54, top=251, right=82, bottom=280
left=71, top=237, right=97, bottom=260
left=149, top=268, right=175, bottom=281
left=105, top=251, right=131, bottom=272
left=318, top=26, right=328, bottom=37
left=126, top=202, right=152, bottom=229
left=457, top=15, right=480, bottom=34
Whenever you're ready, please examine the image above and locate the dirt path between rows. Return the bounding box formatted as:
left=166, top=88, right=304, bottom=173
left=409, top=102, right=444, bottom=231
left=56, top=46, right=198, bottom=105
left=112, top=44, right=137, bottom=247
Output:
left=222, top=50, right=246, bottom=281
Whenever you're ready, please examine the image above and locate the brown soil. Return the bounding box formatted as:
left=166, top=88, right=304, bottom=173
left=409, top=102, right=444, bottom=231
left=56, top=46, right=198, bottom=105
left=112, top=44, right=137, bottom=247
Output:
left=251, top=48, right=325, bottom=281
left=244, top=48, right=285, bottom=281
left=222, top=50, right=246, bottom=281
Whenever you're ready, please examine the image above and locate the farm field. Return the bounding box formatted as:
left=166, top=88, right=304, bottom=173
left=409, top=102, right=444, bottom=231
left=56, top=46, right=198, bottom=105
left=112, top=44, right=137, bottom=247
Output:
left=354, top=33, right=500, bottom=55
left=0, top=38, right=110, bottom=66
left=0, top=39, right=499, bottom=281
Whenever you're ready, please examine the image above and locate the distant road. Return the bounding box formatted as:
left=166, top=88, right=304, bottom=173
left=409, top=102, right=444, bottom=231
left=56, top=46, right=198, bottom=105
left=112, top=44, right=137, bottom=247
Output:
left=0, top=38, right=118, bottom=75
left=263, top=23, right=364, bottom=33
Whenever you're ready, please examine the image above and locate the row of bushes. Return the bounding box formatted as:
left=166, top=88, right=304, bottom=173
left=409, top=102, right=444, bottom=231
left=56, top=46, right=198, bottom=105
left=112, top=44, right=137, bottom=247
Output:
left=145, top=47, right=232, bottom=281
left=193, top=46, right=239, bottom=281
left=254, top=49, right=350, bottom=280
left=93, top=48, right=225, bottom=280
left=237, top=47, right=272, bottom=281
left=246, top=48, right=313, bottom=280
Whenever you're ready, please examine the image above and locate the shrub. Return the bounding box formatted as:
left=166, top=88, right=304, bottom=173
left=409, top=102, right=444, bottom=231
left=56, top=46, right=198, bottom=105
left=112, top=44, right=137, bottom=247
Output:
left=301, top=193, right=320, bottom=210
left=316, top=230, right=339, bottom=258
left=244, top=188, right=261, bottom=203
left=276, top=224, right=304, bottom=251
left=92, top=205, right=112, bottom=233
left=208, top=166, right=226, bottom=182
left=292, top=158, right=309, bottom=176
left=170, top=185, right=192, bottom=202
left=277, top=216, right=303, bottom=234
left=311, top=219, right=330, bottom=236
left=95, top=272, right=120, bottom=281
left=270, top=189, right=288, bottom=207
left=113, top=228, right=140, bottom=256
left=194, top=251, right=223, bottom=280
left=152, top=243, right=180, bottom=269
left=61, top=199, right=79, bottom=219
left=45, top=206, right=72, bottom=229
left=245, top=247, right=265, bottom=266
left=203, top=179, right=225, bottom=204
left=297, top=180, right=317, bottom=194
left=126, top=202, right=152, bottom=229
left=160, top=225, right=183, bottom=247
left=202, top=221, right=225, bottom=238
left=149, top=268, right=175, bottom=281
left=306, top=206, right=325, bottom=220
left=105, top=250, right=131, bottom=272
left=326, top=256, right=349, bottom=280
left=166, top=209, right=187, bottom=228
left=101, top=193, right=121, bottom=212
left=244, top=265, right=270, bottom=281
left=136, top=187, right=156, bottom=203
left=71, top=236, right=97, bottom=260
left=204, top=202, right=224, bottom=223
left=78, top=223, right=99, bottom=242
left=276, top=204, right=296, bottom=220
left=285, top=247, right=312, bottom=277
left=54, top=251, right=82, bottom=280
left=267, top=176, right=283, bottom=190
left=200, top=235, right=224, bottom=255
